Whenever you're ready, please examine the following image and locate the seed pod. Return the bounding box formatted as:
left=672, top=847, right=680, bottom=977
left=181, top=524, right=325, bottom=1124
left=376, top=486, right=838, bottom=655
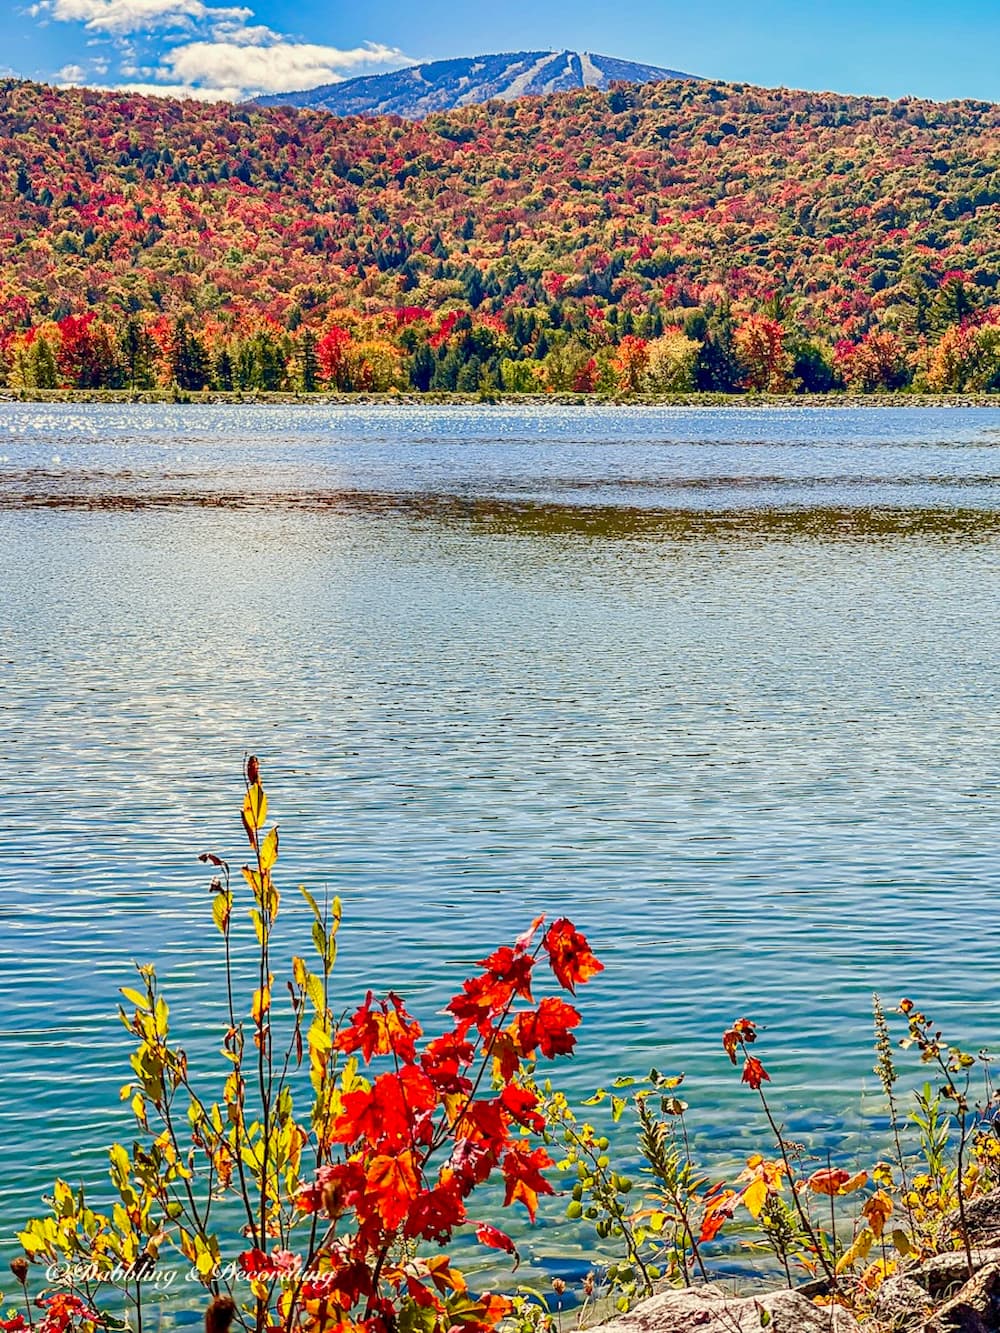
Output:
left=246, top=755, right=260, bottom=785
left=10, top=1257, right=29, bottom=1285
left=205, top=1296, right=236, bottom=1333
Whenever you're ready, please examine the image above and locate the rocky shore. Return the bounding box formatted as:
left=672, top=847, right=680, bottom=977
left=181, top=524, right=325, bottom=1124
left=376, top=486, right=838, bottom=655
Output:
left=1, top=389, right=1000, bottom=408
left=593, top=1189, right=1000, bottom=1332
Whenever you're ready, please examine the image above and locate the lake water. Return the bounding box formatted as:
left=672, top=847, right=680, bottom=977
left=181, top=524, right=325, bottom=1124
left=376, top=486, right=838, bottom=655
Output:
left=3, top=403, right=1000, bottom=1298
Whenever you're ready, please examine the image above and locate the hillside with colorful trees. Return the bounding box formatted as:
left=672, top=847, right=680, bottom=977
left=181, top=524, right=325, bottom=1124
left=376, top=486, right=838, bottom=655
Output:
left=4, top=75, right=1000, bottom=394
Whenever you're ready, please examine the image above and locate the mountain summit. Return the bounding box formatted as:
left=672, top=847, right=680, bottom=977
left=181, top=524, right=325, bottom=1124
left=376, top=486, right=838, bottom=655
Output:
left=252, top=50, right=693, bottom=118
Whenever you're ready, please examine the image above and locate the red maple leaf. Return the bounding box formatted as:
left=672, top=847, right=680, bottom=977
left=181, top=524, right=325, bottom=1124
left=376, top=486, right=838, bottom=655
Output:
left=499, top=1084, right=545, bottom=1132
left=447, top=1137, right=495, bottom=1191
left=335, top=992, right=384, bottom=1061
left=489, top=1029, right=522, bottom=1082
left=477, top=945, right=534, bottom=1001
left=403, top=1178, right=466, bottom=1243
left=501, top=1142, right=554, bottom=1221
left=335, top=992, right=423, bottom=1063
left=512, top=996, right=581, bottom=1059
left=741, top=1056, right=770, bottom=1090
left=475, top=1223, right=518, bottom=1259
left=331, top=1067, right=436, bottom=1149
left=460, top=1096, right=509, bottom=1145
left=447, top=973, right=516, bottom=1034
left=543, top=919, right=603, bottom=993
left=238, top=1248, right=270, bottom=1276
left=421, top=1031, right=476, bottom=1094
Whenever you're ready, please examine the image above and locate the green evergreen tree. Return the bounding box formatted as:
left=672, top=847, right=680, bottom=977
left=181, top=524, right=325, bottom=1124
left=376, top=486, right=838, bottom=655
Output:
left=26, top=335, right=59, bottom=389
left=298, top=328, right=319, bottom=393
left=214, top=348, right=235, bottom=391
left=170, top=320, right=210, bottom=390
left=409, top=342, right=435, bottom=392
left=118, top=319, right=155, bottom=390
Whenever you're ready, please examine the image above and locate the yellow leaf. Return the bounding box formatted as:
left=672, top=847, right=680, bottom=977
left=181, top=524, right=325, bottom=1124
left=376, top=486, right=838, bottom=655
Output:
left=252, top=981, right=272, bottom=1025
left=836, top=1226, right=873, bottom=1275
left=109, top=1144, right=130, bottom=1182
left=743, top=1177, right=768, bottom=1219
left=260, top=826, right=279, bottom=871
left=306, top=973, right=326, bottom=1013
left=308, top=1020, right=331, bottom=1053
left=212, top=890, right=231, bottom=935
left=120, top=986, right=149, bottom=1010
left=243, top=783, right=267, bottom=831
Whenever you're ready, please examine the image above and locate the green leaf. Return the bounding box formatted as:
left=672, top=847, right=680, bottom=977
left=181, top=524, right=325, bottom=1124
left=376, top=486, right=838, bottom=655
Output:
left=300, top=885, right=322, bottom=922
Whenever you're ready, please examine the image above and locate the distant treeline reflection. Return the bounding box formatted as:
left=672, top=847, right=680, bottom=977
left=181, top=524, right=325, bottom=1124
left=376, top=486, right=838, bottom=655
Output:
left=5, top=482, right=1000, bottom=540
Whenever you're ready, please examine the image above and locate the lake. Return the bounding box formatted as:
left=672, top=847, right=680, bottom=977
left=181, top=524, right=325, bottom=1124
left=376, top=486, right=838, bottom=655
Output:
left=2, top=403, right=1000, bottom=1295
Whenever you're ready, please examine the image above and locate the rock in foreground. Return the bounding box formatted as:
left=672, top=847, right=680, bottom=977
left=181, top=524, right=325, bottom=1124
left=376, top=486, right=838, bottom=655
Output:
left=594, top=1285, right=859, bottom=1332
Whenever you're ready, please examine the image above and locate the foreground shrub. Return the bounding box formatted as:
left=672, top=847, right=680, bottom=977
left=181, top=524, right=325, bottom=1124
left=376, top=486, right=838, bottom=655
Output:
left=545, top=1000, right=1000, bottom=1323
left=5, top=759, right=603, bottom=1333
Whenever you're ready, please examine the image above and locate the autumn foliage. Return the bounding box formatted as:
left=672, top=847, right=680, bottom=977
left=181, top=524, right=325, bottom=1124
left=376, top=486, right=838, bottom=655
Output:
left=10, top=760, right=603, bottom=1333
left=4, top=78, right=1000, bottom=393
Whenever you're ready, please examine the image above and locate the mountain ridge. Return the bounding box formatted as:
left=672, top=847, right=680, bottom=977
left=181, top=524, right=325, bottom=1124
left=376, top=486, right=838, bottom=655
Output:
left=252, top=49, right=693, bottom=118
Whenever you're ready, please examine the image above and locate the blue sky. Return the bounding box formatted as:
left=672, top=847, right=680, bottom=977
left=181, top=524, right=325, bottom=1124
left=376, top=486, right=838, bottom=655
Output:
left=5, top=0, right=1000, bottom=104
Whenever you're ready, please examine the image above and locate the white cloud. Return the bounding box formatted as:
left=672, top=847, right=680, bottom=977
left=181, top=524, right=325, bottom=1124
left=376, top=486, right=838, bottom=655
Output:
left=42, top=0, right=251, bottom=34
left=161, top=37, right=411, bottom=93
left=113, top=78, right=238, bottom=98
left=33, top=0, right=413, bottom=102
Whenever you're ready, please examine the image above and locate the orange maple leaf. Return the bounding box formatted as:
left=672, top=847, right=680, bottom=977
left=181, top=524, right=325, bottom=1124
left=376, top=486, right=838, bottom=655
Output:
left=365, top=1150, right=421, bottom=1231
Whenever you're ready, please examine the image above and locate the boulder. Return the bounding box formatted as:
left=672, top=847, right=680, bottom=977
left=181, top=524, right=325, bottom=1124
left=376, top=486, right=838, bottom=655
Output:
left=910, top=1250, right=1000, bottom=1299
left=870, top=1274, right=931, bottom=1328
left=946, top=1192, right=1000, bottom=1249
left=593, top=1284, right=859, bottom=1332
left=923, top=1262, right=1000, bottom=1332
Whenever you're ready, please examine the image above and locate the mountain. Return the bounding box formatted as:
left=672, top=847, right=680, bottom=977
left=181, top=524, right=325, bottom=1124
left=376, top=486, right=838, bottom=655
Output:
left=252, top=50, right=693, bottom=118
left=2, top=76, right=1000, bottom=395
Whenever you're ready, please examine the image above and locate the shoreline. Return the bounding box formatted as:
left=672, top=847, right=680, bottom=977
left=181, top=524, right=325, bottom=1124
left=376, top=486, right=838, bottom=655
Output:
left=3, top=389, right=1000, bottom=408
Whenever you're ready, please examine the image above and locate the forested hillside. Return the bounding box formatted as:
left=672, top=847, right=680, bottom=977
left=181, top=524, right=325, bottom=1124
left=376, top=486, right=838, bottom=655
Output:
left=4, top=75, right=1000, bottom=393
